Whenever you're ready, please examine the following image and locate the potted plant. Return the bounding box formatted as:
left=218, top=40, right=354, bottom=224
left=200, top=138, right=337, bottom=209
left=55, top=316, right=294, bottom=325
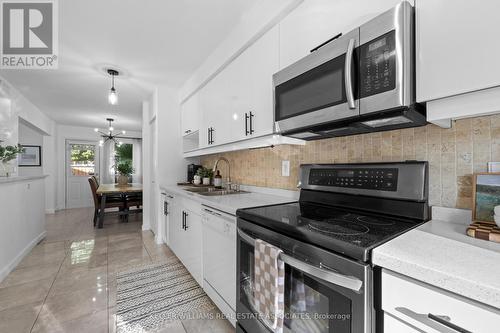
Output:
left=0, top=142, right=24, bottom=177
left=116, top=161, right=134, bottom=186
left=197, top=167, right=213, bottom=185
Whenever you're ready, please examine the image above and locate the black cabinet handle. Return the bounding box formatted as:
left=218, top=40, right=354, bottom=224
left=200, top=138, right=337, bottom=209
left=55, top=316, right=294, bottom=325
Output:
left=210, top=127, right=214, bottom=144
left=245, top=113, right=249, bottom=136
left=249, top=111, right=255, bottom=134
left=184, top=212, right=189, bottom=230
left=207, top=128, right=210, bottom=145
left=182, top=211, right=186, bottom=230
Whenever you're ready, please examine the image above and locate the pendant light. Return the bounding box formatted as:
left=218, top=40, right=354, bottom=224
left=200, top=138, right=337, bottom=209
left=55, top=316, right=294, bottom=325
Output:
left=95, top=118, right=126, bottom=146
left=107, top=69, right=119, bottom=105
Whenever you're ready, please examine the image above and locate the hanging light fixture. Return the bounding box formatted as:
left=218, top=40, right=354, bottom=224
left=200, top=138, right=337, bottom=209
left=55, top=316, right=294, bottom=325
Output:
left=94, top=118, right=126, bottom=146
left=107, top=69, right=119, bottom=105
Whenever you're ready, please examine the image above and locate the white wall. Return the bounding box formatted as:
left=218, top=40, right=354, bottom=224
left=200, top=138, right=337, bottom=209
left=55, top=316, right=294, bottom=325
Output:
left=142, top=86, right=197, bottom=239
left=18, top=120, right=44, bottom=177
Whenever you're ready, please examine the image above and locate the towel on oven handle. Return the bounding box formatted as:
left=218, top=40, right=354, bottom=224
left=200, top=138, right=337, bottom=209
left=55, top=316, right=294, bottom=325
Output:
left=254, top=239, right=285, bottom=333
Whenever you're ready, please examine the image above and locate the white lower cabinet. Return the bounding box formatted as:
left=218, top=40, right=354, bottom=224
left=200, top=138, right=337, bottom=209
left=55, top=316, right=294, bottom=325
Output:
left=381, top=269, right=500, bottom=333
left=181, top=206, right=203, bottom=285
left=202, top=206, right=236, bottom=326
left=167, top=195, right=203, bottom=286
left=163, top=194, right=236, bottom=326
left=383, top=313, right=420, bottom=333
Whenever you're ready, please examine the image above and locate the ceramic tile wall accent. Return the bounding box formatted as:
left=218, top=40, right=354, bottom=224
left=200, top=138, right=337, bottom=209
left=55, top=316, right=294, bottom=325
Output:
left=201, top=114, right=500, bottom=209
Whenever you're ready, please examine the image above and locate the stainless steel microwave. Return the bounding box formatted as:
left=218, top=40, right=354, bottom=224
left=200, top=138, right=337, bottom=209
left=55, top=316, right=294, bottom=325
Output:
left=273, top=1, right=426, bottom=140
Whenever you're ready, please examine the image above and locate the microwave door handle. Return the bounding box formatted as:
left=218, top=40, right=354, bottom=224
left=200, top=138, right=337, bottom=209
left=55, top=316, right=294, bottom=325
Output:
left=345, top=38, right=356, bottom=109
left=237, top=229, right=363, bottom=292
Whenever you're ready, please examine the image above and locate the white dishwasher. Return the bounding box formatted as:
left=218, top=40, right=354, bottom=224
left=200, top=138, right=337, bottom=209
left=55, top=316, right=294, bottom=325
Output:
left=202, top=206, right=236, bottom=325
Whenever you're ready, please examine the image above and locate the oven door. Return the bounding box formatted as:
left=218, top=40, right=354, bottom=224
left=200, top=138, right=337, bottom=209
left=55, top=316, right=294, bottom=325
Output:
left=237, top=219, right=373, bottom=333
left=273, top=29, right=359, bottom=134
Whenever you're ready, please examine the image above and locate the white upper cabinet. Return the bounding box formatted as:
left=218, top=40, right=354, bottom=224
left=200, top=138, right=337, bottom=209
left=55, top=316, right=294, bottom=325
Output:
left=198, top=26, right=279, bottom=148
left=279, top=0, right=409, bottom=69
left=416, top=0, right=500, bottom=103
left=181, top=94, right=200, bottom=136
left=247, top=26, right=279, bottom=138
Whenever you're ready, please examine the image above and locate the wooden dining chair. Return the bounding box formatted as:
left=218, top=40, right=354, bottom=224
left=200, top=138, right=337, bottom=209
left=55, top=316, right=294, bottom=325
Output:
left=88, top=177, right=126, bottom=226
left=123, top=193, right=142, bottom=222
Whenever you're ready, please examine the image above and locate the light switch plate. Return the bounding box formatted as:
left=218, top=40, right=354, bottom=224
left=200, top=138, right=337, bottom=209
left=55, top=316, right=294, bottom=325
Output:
left=281, top=160, right=290, bottom=177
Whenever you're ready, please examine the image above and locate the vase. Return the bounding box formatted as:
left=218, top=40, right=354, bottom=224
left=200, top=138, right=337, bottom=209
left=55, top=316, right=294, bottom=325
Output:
left=0, top=161, right=10, bottom=177
left=202, top=177, right=211, bottom=185
left=117, top=174, right=129, bottom=186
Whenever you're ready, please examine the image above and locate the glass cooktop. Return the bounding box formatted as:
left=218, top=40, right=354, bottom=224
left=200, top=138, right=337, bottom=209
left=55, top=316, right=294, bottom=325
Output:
left=237, top=202, right=422, bottom=261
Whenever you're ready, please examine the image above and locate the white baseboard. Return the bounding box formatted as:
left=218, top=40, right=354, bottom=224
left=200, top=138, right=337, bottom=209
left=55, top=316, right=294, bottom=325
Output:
left=0, top=231, right=47, bottom=283
left=45, top=208, right=55, bottom=214
left=155, top=233, right=163, bottom=245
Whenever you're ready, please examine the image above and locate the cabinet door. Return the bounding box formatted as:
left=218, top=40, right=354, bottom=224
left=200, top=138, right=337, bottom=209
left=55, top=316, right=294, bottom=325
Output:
left=183, top=209, right=203, bottom=285
left=382, top=269, right=500, bottom=333
left=214, top=26, right=280, bottom=143
left=247, top=26, right=279, bottom=137
left=279, top=0, right=408, bottom=69
left=181, top=94, right=200, bottom=136
left=199, top=74, right=226, bottom=147
left=416, top=0, right=500, bottom=102
left=384, top=313, right=419, bottom=333
left=168, top=197, right=183, bottom=256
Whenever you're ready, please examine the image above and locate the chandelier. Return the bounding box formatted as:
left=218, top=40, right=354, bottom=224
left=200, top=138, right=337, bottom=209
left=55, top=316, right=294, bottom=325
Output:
left=94, top=118, right=126, bottom=147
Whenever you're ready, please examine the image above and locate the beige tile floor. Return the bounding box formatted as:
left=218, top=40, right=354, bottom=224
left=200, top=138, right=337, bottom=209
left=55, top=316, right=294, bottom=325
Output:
left=0, top=208, right=234, bottom=333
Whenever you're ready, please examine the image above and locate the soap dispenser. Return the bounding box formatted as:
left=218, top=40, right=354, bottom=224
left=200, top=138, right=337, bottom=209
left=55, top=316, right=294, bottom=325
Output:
left=214, top=170, right=222, bottom=189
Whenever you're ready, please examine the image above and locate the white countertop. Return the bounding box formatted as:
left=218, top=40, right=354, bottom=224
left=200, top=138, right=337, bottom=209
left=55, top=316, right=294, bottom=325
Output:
left=373, top=206, right=500, bottom=309
left=0, top=174, right=48, bottom=185
left=160, top=184, right=298, bottom=215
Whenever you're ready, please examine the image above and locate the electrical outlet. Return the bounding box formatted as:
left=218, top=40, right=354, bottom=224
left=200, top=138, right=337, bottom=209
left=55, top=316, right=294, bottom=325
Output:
left=281, top=160, right=290, bottom=177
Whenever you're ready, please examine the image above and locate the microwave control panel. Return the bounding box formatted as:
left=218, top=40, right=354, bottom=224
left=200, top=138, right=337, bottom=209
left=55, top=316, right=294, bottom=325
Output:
left=308, top=168, right=398, bottom=191
left=359, top=30, right=396, bottom=98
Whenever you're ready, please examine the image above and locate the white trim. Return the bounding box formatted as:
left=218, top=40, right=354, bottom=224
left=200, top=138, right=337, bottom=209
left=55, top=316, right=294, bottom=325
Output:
left=45, top=208, right=55, bottom=214
left=0, top=231, right=46, bottom=283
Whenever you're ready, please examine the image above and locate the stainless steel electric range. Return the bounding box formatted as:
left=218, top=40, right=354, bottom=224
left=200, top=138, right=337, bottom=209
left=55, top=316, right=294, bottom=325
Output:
left=236, top=161, right=429, bottom=333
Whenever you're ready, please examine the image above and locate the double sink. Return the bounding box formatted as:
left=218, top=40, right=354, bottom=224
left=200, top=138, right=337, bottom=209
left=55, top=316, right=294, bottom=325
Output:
left=183, top=186, right=249, bottom=196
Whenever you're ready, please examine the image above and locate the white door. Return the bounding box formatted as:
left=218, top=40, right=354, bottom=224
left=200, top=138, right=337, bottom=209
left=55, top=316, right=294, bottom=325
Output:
left=149, top=119, right=158, bottom=235
left=66, top=141, right=100, bottom=209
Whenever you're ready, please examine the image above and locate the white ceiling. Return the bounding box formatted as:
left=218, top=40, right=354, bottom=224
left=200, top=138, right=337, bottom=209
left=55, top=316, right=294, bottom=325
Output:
left=0, top=0, right=257, bottom=131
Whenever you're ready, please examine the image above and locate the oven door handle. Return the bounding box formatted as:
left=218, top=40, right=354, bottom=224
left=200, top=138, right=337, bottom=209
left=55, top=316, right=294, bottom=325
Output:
left=345, top=38, right=356, bottom=110
left=238, top=229, right=363, bottom=292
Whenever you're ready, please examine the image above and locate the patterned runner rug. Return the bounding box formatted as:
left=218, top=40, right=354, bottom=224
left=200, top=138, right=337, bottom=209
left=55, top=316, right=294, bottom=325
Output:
left=116, top=258, right=214, bottom=333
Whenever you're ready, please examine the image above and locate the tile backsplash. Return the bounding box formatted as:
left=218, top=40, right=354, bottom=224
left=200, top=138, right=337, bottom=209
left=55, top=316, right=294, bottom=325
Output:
left=201, top=114, right=500, bottom=209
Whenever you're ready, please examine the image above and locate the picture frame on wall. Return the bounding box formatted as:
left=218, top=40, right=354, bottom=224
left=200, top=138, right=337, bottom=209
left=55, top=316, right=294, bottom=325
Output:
left=472, top=172, right=500, bottom=224
left=18, top=145, right=42, bottom=167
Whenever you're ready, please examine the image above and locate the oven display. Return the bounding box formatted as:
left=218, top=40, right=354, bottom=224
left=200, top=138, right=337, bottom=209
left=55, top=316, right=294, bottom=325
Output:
left=309, top=168, right=398, bottom=191
left=359, top=30, right=396, bottom=98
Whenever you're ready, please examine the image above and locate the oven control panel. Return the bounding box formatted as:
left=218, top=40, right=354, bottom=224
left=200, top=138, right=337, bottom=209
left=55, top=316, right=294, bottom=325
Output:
left=308, top=168, right=398, bottom=191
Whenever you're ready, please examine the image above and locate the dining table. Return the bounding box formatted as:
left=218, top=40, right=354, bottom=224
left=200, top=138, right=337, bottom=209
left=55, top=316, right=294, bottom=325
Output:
left=96, top=183, right=143, bottom=228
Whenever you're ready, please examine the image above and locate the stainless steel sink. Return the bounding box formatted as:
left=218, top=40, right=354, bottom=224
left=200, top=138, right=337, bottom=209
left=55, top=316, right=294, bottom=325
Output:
left=184, top=187, right=213, bottom=193
left=183, top=186, right=248, bottom=196
left=198, top=190, right=249, bottom=196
